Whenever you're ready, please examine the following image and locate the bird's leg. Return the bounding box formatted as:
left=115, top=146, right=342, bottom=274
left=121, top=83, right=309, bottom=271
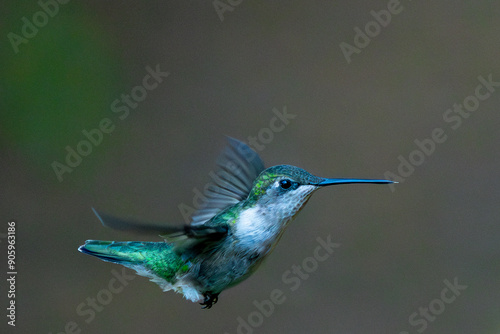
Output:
left=200, top=292, right=219, bottom=309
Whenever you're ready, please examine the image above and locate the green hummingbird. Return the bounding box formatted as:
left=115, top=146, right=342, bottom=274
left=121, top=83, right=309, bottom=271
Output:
left=79, top=138, right=395, bottom=308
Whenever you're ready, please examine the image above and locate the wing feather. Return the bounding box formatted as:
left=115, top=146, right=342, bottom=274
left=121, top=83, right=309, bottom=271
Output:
left=190, top=137, right=264, bottom=225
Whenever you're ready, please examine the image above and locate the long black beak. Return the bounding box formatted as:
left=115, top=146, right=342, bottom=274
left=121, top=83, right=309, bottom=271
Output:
left=316, top=178, right=397, bottom=186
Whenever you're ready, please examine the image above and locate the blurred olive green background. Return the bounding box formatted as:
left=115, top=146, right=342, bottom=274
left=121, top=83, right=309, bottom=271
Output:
left=1, top=1, right=500, bottom=333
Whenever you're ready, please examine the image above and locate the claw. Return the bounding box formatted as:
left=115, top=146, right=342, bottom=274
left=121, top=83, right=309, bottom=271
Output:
left=200, top=292, right=219, bottom=309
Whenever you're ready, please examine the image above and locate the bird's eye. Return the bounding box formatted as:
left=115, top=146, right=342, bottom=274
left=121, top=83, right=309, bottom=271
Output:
left=279, top=179, right=293, bottom=189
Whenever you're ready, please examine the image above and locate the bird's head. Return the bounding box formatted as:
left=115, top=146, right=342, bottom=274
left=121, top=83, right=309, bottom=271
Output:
left=247, top=165, right=395, bottom=221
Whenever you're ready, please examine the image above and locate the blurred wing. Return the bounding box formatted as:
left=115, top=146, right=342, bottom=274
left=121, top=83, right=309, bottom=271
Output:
left=92, top=208, right=183, bottom=235
left=94, top=208, right=229, bottom=254
left=161, top=223, right=229, bottom=256
left=92, top=137, right=264, bottom=240
left=190, top=137, right=265, bottom=226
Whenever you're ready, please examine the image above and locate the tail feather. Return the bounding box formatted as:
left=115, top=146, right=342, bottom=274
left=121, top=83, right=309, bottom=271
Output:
left=78, top=239, right=206, bottom=303
left=78, top=240, right=148, bottom=265
left=78, top=240, right=190, bottom=285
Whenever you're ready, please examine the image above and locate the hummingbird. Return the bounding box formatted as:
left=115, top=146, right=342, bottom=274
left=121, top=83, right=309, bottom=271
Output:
left=79, top=137, right=395, bottom=308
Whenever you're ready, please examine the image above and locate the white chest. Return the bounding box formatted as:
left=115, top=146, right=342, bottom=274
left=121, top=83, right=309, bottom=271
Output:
left=234, top=206, right=285, bottom=251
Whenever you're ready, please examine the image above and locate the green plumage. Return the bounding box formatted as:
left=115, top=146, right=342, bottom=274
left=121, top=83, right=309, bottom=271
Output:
left=80, top=240, right=186, bottom=282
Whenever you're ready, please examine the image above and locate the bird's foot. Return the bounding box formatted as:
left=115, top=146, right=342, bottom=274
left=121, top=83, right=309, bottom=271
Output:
left=200, top=292, right=219, bottom=309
